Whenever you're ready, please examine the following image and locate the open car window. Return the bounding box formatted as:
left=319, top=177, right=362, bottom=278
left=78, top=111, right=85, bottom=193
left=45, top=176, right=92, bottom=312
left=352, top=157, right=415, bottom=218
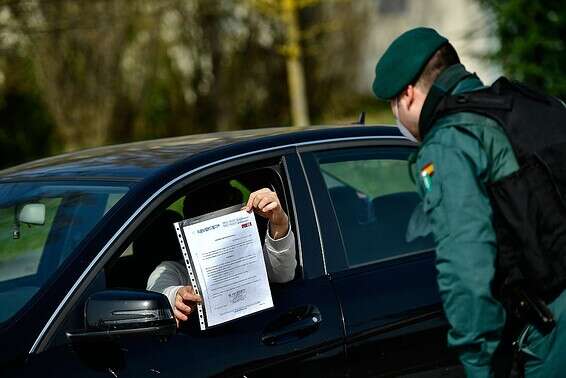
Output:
left=106, top=165, right=299, bottom=294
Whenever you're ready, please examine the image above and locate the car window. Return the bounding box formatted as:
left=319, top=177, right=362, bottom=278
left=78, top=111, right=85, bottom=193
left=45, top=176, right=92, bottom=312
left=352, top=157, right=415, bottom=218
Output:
left=314, top=148, right=434, bottom=267
left=321, top=159, right=414, bottom=198
left=0, top=197, right=62, bottom=282
left=106, top=167, right=299, bottom=292
left=0, top=182, right=128, bottom=324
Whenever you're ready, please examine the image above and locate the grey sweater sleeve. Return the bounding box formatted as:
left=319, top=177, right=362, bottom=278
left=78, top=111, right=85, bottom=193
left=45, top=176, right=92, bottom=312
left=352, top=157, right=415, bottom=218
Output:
left=146, top=260, right=187, bottom=310
left=263, top=227, right=297, bottom=283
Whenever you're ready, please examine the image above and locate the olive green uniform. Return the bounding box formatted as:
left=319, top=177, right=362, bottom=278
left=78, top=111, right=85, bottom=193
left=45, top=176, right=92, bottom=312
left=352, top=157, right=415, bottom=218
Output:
left=410, top=66, right=566, bottom=377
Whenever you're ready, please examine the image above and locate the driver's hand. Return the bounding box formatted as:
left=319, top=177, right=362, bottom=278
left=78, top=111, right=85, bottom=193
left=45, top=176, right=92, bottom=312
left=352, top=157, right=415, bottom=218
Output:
left=242, top=188, right=289, bottom=239
left=173, top=285, right=201, bottom=326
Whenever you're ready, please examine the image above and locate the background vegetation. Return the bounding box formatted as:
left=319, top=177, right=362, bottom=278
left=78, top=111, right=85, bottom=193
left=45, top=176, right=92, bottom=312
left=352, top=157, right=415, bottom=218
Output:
left=479, top=0, right=566, bottom=100
left=0, top=0, right=379, bottom=168
left=0, top=0, right=563, bottom=169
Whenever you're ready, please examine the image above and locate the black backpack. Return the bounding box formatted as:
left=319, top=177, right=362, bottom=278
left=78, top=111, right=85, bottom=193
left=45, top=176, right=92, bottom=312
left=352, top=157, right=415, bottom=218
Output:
left=425, top=77, right=566, bottom=311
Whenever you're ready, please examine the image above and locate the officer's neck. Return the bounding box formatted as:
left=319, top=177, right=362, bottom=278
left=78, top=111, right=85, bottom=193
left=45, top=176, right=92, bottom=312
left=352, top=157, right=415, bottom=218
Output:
left=418, top=64, right=474, bottom=140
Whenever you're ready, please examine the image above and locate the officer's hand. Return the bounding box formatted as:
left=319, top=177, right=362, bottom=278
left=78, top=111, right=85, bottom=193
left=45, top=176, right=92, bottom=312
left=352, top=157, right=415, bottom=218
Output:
left=242, top=188, right=289, bottom=239
left=174, top=286, right=201, bottom=326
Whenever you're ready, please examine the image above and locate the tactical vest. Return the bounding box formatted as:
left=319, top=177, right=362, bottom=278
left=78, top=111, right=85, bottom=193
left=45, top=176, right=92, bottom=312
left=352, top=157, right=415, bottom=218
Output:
left=419, top=65, right=566, bottom=310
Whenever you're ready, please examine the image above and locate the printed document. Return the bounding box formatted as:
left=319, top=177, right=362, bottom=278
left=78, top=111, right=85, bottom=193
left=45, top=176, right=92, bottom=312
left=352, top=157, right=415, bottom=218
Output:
left=174, top=205, right=273, bottom=329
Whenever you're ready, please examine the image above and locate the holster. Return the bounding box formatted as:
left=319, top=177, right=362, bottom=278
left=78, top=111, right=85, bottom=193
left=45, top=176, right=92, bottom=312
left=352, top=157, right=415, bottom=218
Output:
left=506, top=286, right=555, bottom=335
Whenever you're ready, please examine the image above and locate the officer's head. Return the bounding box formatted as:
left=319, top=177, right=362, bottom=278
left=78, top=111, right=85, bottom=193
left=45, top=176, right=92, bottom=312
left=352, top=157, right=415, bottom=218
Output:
left=372, top=27, right=460, bottom=141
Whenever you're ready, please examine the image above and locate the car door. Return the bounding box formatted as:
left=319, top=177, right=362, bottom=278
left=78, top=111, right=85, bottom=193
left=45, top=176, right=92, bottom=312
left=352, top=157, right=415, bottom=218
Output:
left=9, top=153, right=346, bottom=378
left=299, top=141, right=465, bottom=377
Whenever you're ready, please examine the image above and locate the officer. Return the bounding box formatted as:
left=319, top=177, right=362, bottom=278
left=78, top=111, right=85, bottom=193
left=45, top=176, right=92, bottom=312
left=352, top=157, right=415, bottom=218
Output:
left=372, top=27, right=566, bottom=377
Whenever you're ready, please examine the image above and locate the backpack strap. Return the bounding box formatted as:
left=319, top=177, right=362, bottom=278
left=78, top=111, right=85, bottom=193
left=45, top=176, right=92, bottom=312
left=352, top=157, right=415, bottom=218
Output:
left=419, top=64, right=476, bottom=139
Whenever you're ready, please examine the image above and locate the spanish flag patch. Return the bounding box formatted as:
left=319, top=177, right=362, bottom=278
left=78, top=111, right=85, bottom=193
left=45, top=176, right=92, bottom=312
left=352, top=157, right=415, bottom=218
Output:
left=420, top=162, right=435, bottom=192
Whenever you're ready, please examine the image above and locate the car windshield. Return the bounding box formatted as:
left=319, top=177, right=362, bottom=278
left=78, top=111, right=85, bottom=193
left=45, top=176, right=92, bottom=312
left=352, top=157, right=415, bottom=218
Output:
left=0, top=181, right=129, bottom=324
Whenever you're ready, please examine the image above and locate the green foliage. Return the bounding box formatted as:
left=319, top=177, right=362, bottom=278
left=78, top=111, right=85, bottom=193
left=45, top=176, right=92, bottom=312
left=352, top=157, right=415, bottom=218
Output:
left=0, top=0, right=379, bottom=167
left=301, top=3, right=372, bottom=125
left=0, top=90, right=57, bottom=169
left=479, top=0, right=566, bottom=98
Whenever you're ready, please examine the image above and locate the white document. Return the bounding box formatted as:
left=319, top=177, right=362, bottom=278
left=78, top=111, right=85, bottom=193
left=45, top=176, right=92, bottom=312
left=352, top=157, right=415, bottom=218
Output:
left=174, top=205, right=273, bottom=330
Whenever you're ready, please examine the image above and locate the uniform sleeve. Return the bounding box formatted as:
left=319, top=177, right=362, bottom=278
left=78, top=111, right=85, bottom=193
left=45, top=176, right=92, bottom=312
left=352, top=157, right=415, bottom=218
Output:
left=146, top=260, right=189, bottom=310
left=417, top=131, right=506, bottom=378
left=263, top=224, right=297, bottom=283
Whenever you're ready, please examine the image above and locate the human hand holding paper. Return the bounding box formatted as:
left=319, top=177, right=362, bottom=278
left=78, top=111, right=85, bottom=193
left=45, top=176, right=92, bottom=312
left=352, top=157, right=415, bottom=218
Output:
left=173, top=286, right=201, bottom=325
left=242, top=188, right=289, bottom=240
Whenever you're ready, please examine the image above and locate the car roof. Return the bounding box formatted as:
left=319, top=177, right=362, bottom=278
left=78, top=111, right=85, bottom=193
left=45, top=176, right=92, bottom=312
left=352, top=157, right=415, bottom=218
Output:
left=0, top=125, right=404, bottom=182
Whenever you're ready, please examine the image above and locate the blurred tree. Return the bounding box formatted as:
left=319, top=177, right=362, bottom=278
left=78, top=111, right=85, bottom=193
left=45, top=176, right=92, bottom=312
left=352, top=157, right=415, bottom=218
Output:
left=0, top=90, right=55, bottom=168
left=8, top=0, right=131, bottom=151
left=120, top=0, right=289, bottom=135
left=247, top=0, right=373, bottom=127
left=281, top=0, right=310, bottom=126
left=300, top=1, right=371, bottom=124
left=0, top=0, right=372, bottom=165
left=478, top=0, right=566, bottom=99
left=0, top=29, right=57, bottom=168
left=249, top=0, right=311, bottom=127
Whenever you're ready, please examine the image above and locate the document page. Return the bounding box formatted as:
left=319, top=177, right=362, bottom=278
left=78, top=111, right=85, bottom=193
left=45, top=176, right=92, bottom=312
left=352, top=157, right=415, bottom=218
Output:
left=175, top=205, right=273, bottom=329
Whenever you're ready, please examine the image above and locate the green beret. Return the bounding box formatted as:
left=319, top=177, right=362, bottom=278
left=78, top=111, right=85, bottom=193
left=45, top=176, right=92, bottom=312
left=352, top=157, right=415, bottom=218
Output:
left=372, top=27, right=448, bottom=100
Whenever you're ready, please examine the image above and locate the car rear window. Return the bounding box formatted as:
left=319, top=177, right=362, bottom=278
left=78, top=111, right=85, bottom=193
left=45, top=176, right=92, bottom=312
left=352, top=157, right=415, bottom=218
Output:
left=0, top=182, right=129, bottom=324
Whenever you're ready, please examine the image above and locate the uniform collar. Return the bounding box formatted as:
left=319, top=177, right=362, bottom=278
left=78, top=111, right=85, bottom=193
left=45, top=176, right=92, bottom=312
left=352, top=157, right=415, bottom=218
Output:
left=418, top=64, right=476, bottom=141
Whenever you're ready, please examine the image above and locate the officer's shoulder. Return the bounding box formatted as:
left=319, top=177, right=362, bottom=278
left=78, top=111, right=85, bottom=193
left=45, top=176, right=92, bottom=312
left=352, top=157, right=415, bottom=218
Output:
left=417, top=126, right=485, bottom=168
left=423, top=123, right=478, bottom=148
left=436, top=111, right=500, bottom=133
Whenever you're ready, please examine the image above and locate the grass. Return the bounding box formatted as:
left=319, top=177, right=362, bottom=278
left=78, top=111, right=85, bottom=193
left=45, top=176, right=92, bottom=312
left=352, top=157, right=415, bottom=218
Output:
left=0, top=198, right=60, bottom=264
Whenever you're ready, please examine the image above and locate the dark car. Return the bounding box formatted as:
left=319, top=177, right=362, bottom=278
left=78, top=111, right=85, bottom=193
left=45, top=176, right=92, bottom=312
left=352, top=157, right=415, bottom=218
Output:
left=0, top=126, right=463, bottom=377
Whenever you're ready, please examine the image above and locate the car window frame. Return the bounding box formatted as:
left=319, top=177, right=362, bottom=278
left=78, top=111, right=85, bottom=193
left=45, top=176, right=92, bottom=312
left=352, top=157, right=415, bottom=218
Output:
left=42, top=150, right=320, bottom=352
left=298, top=141, right=432, bottom=273
left=27, top=149, right=295, bottom=354
left=104, top=157, right=304, bottom=287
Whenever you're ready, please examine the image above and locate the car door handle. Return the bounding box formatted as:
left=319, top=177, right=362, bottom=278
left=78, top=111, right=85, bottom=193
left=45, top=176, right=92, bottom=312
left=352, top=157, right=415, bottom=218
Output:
left=261, top=305, right=322, bottom=345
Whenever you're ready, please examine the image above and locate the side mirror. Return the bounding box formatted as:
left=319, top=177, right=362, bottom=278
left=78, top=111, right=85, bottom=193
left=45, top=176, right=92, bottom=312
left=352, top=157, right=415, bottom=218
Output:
left=18, top=203, right=46, bottom=225
left=66, top=290, right=176, bottom=343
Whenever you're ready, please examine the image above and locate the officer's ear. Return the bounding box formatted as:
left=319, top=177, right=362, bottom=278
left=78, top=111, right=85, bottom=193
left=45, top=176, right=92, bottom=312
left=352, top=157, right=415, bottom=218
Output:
left=395, top=86, right=411, bottom=110
left=389, top=98, right=397, bottom=116
left=403, top=85, right=416, bottom=109
left=406, top=84, right=428, bottom=114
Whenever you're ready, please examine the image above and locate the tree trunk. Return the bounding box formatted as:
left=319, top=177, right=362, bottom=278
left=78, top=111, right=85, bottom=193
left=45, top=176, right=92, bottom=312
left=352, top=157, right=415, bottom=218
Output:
left=283, top=0, right=310, bottom=127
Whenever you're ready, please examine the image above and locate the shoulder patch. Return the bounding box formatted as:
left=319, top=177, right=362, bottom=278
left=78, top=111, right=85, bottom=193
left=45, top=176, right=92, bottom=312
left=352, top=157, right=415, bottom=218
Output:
left=420, top=162, right=435, bottom=192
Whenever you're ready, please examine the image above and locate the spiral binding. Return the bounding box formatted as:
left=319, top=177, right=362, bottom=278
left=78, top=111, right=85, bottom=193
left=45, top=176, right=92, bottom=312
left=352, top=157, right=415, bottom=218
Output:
left=174, top=222, right=206, bottom=330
